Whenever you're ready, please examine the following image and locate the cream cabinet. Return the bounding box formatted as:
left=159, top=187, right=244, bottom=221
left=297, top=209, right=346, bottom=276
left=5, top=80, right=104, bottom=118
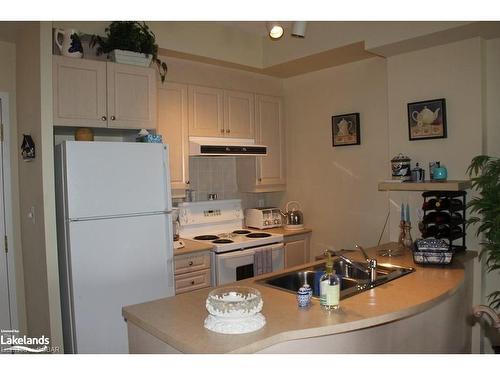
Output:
left=284, top=233, right=311, bottom=269
left=53, top=55, right=156, bottom=129
left=158, top=82, right=190, bottom=196
left=188, top=85, right=254, bottom=138
left=237, top=95, right=286, bottom=192
left=188, top=85, right=224, bottom=137
left=174, top=251, right=211, bottom=294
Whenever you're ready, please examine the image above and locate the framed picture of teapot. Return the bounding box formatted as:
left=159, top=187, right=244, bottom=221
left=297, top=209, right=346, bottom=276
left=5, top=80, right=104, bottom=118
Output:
left=407, top=98, right=447, bottom=141
left=332, top=112, right=360, bottom=147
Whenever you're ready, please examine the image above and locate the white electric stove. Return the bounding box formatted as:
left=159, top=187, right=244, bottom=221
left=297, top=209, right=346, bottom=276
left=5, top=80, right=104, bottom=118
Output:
left=178, top=199, right=285, bottom=286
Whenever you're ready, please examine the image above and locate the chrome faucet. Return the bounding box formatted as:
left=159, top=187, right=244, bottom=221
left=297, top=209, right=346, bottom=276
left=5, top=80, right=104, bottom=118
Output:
left=331, top=244, right=378, bottom=283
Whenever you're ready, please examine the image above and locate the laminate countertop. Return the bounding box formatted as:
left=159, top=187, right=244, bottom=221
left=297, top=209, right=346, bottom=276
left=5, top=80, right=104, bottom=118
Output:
left=173, top=239, right=214, bottom=257
left=123, top=242, right=477, bottom=353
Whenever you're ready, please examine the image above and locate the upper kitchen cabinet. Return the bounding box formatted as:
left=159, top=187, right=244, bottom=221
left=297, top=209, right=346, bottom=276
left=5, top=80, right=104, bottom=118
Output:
left=158, top=82, right=190, bottom=195
left=106, top=62, right=157, bottom=130
left=188, top=85, right=224, bottom=137
left=237, top=95, right=286, bottom=192
left=53, top=56, right=108, bottom=128
left=188, top=85, right=254, bottom=138
left=53, top=55, right=157, bottom=130
left=223, top=90, right=254, bottom=138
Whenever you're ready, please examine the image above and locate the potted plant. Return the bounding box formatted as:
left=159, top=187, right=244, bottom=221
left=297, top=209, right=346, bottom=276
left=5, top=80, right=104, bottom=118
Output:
left=467, top=155, right=500, bottom=353
left=90, top=21, right=167, bottom=82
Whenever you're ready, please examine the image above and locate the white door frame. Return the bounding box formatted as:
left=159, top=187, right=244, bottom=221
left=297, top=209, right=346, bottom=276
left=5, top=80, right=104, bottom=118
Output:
left=0, top=92, right=19, bottom=330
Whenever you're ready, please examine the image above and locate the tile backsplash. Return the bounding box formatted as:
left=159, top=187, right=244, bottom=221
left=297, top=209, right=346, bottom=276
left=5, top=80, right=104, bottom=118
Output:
left=188, top=157, right=283, bottom=209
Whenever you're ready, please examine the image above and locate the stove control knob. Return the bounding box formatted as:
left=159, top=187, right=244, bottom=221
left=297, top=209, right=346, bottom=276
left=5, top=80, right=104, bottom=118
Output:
left=274, top=219, right=280, bottom=224
left=264, top=220, right=270, bottom=226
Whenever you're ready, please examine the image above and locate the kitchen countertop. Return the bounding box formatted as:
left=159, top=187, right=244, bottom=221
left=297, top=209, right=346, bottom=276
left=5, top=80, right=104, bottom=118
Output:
left=173, top=239, right=214, bottom=257
left=123, top=242, right=477, bottom=353
left=174, top=227, right=312, bottom=257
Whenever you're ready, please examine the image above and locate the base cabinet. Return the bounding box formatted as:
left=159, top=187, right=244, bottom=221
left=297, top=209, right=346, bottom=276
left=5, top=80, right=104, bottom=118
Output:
left=284, top=233, right=311, bottom=269
left=174, top=251, right=211, bottom=294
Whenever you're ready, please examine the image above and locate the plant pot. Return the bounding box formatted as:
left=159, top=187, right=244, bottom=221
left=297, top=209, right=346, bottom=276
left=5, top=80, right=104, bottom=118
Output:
left=110, top=49, right=153, bottom=67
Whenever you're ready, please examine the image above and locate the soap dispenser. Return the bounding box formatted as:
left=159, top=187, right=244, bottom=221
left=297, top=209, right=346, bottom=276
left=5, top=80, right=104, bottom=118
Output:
left=319, top=251, right=340, bottom=311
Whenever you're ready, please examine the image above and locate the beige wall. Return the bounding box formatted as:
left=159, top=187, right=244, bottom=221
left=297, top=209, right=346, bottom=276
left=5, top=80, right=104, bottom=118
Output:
left=282, top=57, right=389, bottom=255
left=53, top=21, right=264, bottom=68
left=0, top=40, right=26, bottom=334
left=15, top=22, right=62, bottom=348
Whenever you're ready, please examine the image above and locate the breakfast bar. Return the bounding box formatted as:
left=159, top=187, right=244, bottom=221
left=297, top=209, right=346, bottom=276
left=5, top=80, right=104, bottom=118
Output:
left=122, top=242, right=476, bottom=354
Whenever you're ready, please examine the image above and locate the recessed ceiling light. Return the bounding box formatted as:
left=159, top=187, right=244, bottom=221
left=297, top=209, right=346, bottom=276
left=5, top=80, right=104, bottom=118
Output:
left=266, top=22, right=284, bottom=39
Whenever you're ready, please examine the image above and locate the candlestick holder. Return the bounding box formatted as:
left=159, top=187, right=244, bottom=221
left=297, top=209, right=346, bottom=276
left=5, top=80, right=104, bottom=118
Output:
left=403, top=222, right=413, bottom=250
left=398, top=220, right=406, bottom=250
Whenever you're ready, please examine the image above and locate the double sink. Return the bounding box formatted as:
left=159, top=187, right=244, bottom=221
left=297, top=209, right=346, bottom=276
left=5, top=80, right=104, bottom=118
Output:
left=259, top=257, right=415, bottom=300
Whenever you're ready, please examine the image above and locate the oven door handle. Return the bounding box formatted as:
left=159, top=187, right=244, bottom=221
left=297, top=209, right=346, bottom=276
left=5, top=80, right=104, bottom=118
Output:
left=217, top=248, right=256, bottom=259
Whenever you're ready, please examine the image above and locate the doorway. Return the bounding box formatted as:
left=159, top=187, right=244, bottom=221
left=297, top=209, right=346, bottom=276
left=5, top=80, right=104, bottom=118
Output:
left=0, top=93, right=18, bottom=333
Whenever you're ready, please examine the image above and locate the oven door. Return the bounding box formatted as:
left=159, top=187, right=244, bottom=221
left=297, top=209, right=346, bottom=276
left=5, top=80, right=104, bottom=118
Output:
left=213, top=243, right=284, bottom=286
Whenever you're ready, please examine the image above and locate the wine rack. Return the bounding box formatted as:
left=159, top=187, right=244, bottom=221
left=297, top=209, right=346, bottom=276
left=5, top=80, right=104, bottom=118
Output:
left=420, top=190, right=467, bottom=252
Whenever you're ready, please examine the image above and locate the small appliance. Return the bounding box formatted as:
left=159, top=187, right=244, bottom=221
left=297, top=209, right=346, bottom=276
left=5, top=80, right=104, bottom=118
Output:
left=245, top=207, right=283, bottom=229
left=178, top=200, right=284, bottom=286
left=282, top=201, right=304, bottom=230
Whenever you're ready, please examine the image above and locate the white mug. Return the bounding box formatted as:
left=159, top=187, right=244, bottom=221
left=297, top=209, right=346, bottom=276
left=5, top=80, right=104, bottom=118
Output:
left=54, top=28, right=83, bottom=58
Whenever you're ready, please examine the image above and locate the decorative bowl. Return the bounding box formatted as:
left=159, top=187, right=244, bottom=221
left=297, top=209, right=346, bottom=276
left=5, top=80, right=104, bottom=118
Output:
left=206, top=286, right=263, bottom=318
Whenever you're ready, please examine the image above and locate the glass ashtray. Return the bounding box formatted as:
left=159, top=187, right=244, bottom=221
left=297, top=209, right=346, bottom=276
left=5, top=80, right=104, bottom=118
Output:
left=206, top=286, right=263, bottom=318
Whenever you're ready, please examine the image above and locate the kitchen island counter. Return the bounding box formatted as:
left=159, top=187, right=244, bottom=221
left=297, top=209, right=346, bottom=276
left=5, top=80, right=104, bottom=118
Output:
left=123, top=242, right=476, bottom=354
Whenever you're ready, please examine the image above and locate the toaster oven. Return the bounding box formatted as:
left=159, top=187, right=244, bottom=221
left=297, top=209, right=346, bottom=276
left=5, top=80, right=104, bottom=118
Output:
left=245, top=207, right=283, bottom=229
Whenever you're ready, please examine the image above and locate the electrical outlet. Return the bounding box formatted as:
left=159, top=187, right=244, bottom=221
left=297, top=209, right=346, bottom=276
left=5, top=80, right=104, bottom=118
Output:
left=258, top=199, right=265, bottom=208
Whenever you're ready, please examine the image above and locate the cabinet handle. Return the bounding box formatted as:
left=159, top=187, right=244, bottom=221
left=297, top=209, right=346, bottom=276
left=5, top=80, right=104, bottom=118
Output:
left=220, top=129, right=225, bottom=134
left=111, top=115, right=116, bottom=121
left=258, top=178, right=262, bottom=182
left=225, top=129, right=230, bottom=133
left=191, top=280, right=195, bottom=285
left=101, top=116, right=107, bottom=121
left=188, top=261, right=193, bottom=266
left=186, top=180, right=190, bottom=185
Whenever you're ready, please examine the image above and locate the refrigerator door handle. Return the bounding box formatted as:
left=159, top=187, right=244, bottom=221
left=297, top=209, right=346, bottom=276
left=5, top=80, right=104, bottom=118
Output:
left=69, top=210, right=172, bottom=222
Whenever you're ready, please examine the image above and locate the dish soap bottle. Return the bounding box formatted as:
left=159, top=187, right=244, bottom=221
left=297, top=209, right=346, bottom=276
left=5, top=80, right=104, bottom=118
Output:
left=320, top=251, right=340, bottom=311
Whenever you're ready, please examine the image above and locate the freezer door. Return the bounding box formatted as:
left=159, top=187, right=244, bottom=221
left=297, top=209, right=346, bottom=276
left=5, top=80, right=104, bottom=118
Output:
left=63, top=213, right=174, bottom=353
left=60, top=141, right=172, bottom=219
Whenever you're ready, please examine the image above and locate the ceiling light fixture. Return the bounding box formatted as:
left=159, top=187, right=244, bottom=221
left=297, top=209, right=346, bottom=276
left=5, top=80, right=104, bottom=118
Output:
left=291, top=21, right=307, bottom=38
left=266, top=22, right=284, bottom=39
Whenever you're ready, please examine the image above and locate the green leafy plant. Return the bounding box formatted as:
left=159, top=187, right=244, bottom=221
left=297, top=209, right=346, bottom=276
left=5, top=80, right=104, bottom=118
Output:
left=90, top=21, right=167, bottom=83
left=467, top=155, right=500, bottom=309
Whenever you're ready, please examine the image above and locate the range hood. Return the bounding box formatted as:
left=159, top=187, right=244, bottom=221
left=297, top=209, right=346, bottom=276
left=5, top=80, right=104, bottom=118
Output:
left=189, top=137, right=268, bottom=156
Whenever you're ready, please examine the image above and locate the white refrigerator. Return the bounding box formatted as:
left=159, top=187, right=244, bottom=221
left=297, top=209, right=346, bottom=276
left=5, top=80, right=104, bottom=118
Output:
left=55, top=141, right=175, bottom=354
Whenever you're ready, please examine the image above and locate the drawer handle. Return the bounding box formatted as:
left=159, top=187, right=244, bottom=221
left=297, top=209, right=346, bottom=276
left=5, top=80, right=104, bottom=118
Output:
left=188, top=261, right=194, bottom=266
left=225, top=129, right=230, bottom=133
left=101, top=116, right=107, bottom=121
left=111, top=115, right=116, bottom=121
left=191, top=280, right=195, bottom=285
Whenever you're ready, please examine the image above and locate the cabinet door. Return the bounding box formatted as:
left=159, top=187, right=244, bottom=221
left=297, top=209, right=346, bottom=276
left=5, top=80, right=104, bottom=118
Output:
left=107, top=62, right=157, bottom=130
left=223, top=90, right=254, bottom=138
left=285, top=238, right=308, bottom=269
left=188, top=85, right=224, bottom=137
left=158, top=83, right=190, bottom=192
left=255, top=95, right=286, bottom=186
left=53, top=56, right=108, bottom=127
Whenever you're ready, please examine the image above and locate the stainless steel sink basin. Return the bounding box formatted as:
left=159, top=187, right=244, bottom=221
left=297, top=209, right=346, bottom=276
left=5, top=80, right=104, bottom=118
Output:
left=259, top=258, right=414, bottom=300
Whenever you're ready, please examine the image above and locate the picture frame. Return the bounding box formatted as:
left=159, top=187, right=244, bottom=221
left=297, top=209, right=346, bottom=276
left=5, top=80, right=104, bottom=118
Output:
left=331, top=112, right=360, bottom=147
left=407, top=98, right=447, bottom=141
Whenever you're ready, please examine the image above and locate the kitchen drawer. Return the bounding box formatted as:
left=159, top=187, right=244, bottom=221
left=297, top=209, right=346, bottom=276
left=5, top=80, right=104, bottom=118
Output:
left=175, top=269, right=211, bottom=294
left=174, top=251, right=211, bottom=275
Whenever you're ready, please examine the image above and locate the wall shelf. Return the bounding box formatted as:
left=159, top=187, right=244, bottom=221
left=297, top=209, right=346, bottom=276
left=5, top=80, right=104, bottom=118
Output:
left=378, top=180, right=471, bottom=192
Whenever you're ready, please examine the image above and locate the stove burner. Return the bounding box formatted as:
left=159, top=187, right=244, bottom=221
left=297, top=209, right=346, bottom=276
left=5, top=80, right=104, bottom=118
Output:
left=212, top=239, right=234, bottom=244
left=232, top=230, right=251, bottom=235
left=246, top=233, right=272, bottom=238
left=194, top=235, right=219, bottom=241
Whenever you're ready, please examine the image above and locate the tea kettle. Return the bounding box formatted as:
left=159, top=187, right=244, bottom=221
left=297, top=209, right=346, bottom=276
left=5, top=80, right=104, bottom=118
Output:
left=281, top=201, right=304, bottom=230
